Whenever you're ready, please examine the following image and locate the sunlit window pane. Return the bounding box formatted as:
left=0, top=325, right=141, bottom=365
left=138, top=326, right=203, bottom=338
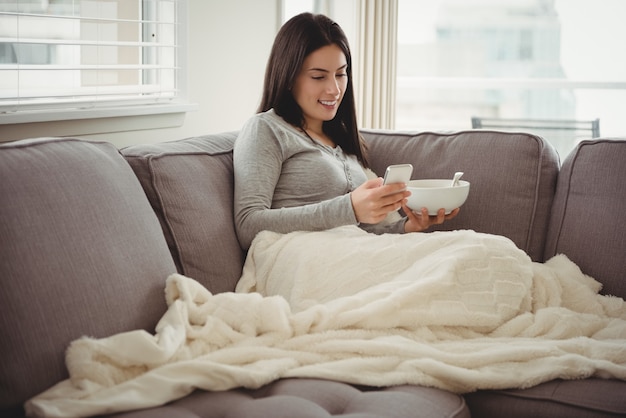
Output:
left=397, top=0, right=626, bottom=156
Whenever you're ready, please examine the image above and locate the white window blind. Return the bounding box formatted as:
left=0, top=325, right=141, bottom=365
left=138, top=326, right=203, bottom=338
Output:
left=0, top=0, right=188, bottom=121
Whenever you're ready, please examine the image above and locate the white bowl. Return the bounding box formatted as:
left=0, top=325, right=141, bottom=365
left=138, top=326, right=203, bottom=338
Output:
left=406, top=179, right=470, bottom=215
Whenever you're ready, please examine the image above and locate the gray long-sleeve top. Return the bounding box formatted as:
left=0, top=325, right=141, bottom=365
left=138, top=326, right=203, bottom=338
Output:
left=233, top=109, right=406, bottom=249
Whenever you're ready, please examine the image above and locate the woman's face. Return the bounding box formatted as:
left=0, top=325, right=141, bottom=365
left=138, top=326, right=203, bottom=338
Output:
left=292, top=44, right=348, bottom=131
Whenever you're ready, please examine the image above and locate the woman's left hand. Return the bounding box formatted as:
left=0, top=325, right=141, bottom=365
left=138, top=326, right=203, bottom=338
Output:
left=403, top=205, right=460, bottom=233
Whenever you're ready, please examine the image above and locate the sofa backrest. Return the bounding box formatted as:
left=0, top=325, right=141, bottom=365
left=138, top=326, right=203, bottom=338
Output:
left=362, top=129, right=560, bottom=262
left=0, top=138, right=177, bottom=414
left=121, top=129, right=560, bottom=283
left=121, top=132, right=245, bottom=295
left=545, top=139, right=626, bottom=298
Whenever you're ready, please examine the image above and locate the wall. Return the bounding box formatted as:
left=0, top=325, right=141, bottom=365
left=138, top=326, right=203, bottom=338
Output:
left=0, top=0, right=280, bottom=148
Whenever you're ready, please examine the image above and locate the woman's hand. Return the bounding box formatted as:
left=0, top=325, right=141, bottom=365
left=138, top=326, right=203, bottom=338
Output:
left=403, top=205, right=460, bottom=233
left=350, top=178, right=410, bottom=224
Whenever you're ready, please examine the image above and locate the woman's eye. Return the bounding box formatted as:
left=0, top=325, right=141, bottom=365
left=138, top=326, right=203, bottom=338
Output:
left=312, top=76, right=324, bottom=80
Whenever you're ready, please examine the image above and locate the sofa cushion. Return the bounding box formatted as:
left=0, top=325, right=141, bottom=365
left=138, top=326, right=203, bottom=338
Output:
left=362, top=130, right=559, bottom=261
left=121, top=133, right=245, bottom=294
left=104, top=379, right=470, bottom=418
left=0, top=138, right=177, bottom=413
left=544, top=139, right=626, bottom=298
left=464, top=378, right=626, bottom=418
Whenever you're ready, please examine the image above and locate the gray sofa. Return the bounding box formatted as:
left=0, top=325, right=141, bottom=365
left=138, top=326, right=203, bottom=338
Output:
left=1, top=129, right=625, bottom=418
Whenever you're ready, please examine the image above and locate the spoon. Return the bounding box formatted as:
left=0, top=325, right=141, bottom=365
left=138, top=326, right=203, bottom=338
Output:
left=451, top=171, right=464, bottom=187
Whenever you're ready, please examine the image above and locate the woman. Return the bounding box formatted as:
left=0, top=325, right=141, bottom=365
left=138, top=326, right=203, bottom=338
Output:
left=234, top=12, right=458, bottom=249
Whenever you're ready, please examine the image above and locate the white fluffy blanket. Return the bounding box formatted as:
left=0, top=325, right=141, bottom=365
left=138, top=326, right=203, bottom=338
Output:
left=26, top=227, right=626, bottom=418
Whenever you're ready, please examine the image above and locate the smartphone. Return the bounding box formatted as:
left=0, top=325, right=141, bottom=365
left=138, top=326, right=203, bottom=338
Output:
left=383, top=164, right=413, bottom=186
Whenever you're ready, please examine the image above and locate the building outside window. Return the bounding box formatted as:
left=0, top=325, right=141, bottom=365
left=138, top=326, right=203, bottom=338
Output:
left=397, top=0, right=626, bottom=157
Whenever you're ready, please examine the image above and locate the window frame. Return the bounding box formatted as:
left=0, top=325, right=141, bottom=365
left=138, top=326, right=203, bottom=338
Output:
left=0, top=0, right=196, bottom=126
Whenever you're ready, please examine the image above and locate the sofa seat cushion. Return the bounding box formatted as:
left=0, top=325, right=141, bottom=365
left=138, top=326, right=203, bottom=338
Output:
left=0, top=138, right=177, bottom=413
left=545, top=139, right=626, bottom=299
left=122, top=133, right=244, bottom=294
left=361, top=130, right=559, bottom=262
left=104, top=379, right=470, bottom=418
left=464, top=378, right=626, bottom=418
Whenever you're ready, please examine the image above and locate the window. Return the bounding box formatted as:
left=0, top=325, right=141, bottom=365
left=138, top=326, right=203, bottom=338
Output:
left=0, top=0, right=192, bottom=124
left=396, top=0, right=626, bottom=157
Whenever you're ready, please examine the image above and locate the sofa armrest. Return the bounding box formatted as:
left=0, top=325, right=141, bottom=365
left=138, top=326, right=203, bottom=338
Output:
left=545, top=138, right=626, bottom=298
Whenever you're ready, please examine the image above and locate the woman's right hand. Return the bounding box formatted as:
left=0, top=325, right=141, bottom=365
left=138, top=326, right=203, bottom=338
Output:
left=350, top=178, right=410, bottom=224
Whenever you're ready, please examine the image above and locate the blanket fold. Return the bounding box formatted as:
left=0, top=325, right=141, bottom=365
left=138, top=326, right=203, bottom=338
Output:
left=26, top=227, right=626, bottom=418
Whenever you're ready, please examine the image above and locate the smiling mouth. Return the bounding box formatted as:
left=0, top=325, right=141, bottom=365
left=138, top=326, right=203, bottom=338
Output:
left=319, top=100, right=337, bottom=107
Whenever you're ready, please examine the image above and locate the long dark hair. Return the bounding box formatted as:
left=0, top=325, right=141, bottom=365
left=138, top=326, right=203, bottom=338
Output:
left=258, top=13, right=368, bottom=167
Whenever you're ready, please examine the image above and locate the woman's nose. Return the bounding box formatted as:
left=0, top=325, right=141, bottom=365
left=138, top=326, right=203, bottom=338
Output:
left=327, top=79, right=340, bottom=95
